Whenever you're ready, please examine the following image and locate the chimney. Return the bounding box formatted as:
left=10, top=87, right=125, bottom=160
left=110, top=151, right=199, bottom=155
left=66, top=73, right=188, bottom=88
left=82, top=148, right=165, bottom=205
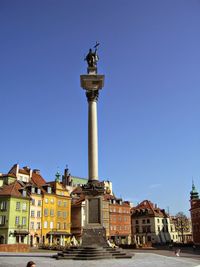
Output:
left=16, top=164, right=19, bottom=175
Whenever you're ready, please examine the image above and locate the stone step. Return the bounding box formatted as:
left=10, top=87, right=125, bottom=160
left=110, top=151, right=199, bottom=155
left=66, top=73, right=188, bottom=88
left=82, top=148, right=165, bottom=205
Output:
left=53, top=246, right=133, bottom=260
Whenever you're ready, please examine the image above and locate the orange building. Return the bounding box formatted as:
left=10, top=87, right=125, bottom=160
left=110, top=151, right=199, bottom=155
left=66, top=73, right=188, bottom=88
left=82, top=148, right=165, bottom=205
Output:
left=104, top=194, right=131, bottom=245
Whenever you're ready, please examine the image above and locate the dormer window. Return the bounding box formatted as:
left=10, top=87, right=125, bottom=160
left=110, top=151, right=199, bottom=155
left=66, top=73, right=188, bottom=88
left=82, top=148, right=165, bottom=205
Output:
left=22, top=190, right=27, bottom=197
left=31, top=187, right=35, bottom=194
left=37, top=188, right=41, bottom=194
left=47, top=187, right=52, bottom=194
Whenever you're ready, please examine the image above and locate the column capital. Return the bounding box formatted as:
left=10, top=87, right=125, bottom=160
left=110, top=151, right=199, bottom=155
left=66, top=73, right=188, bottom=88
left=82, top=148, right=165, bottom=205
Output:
left=86, top=90, right=99, bottom=102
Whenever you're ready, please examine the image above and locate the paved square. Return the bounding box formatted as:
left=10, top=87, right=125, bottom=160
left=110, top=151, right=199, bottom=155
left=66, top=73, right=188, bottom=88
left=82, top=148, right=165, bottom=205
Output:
left=0, top=252, right=200, bottom=267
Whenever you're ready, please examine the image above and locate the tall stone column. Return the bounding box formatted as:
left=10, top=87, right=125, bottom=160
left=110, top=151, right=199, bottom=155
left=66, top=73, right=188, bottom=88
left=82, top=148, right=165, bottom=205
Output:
left=86, top=90, right=99, bottom=181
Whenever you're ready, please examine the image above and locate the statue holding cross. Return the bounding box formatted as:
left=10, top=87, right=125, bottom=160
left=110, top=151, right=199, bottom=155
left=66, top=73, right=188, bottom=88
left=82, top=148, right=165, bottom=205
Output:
left=85, top=42, right=100, bottom=68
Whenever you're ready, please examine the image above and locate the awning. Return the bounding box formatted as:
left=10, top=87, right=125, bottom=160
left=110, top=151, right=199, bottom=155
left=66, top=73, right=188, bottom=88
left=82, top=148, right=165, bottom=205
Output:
left=46, top=231, right=71, bottom=236
left=14, top=230, right=29, bottom=236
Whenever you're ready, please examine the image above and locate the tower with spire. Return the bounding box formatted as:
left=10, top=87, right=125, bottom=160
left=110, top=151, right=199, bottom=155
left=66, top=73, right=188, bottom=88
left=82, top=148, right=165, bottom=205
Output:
left=190, top=180, right=199, bottom=201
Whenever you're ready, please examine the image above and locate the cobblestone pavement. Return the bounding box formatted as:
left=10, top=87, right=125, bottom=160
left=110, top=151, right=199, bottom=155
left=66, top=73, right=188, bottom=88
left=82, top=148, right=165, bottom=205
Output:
left=0, top=252, right=200, bottom=267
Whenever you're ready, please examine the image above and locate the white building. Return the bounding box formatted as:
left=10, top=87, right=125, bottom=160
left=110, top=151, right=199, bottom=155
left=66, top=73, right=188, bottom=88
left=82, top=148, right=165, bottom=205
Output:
left=131, top=200, right=171, bottom=246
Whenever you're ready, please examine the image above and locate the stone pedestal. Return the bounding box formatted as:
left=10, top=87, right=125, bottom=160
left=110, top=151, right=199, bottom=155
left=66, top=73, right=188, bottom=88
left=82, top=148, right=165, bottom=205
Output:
left=81, top=182, right=107, bottom=247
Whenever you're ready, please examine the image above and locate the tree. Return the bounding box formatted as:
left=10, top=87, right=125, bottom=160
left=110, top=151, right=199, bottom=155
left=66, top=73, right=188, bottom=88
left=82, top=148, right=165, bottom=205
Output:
left=174, top=212, right=190, bottom=243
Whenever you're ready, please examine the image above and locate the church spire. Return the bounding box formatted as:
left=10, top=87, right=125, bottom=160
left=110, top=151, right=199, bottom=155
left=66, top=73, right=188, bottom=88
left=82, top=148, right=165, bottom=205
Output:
left=190, top=180, right=199, bottom=200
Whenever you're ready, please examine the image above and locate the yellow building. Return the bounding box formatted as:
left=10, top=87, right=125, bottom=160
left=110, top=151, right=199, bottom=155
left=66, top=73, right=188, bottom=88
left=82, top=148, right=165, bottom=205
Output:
left=28, top=185, right=43, bottom=246
left=41, top=173, right=71, bottom=246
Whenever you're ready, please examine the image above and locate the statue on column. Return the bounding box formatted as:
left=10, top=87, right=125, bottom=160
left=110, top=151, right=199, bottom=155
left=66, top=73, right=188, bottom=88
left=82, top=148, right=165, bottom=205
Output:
left=85, top=42, right=100, bottom=67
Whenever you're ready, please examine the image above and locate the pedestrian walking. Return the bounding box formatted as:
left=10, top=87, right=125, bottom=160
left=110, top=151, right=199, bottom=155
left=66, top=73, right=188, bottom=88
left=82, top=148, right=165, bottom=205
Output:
left=175, top=248, right=181, bottom=257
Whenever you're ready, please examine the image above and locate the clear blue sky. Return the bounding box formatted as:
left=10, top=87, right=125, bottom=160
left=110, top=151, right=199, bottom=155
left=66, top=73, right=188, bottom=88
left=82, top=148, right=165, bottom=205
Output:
left=1, top=0, right=200, bottom=215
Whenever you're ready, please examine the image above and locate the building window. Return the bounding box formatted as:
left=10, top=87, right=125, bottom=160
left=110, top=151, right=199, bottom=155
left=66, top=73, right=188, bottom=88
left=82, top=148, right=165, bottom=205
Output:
left=37, top=222, right=41, bottom=230
left=142, top=219, right=145, bottom=224
left=45, top=198, right=48, bottom=204
left=31, top=199, right=35, bottom=205
left=15, top=216, right=20, bottom=225
left=44, top=208, right=48, bottom=216
left=50, top=209, right=54, bottom=216
left=58, top=200, right=62, bottom=206
left=63, top=202, right=67, bottom=207
left=157, top=218, right=159, bottom=223
left=37, top=188, right=41, bottom=194
left=16, top=202, right=20, bottom=211
left=0, top=201, right=7, bottom=211
left=63, top=223, right=67, bottom=230
left=31, top=210, right=35, bottom=217
left=50, top=198, right=54, bottom=204
left=136, top=226, right=139, bottom=233
left=57, top=211, right=61, bottom=217
left=147, top=226, right=151, bottom=233
left=147, top=219, right=150, bottom=224
left=44, top=221, right=48, bottom=228
left=57, top=222, right=61, bottom=229
left=0, top=215, right=6, bottom=225
left=47, top=187, right=52, bottom=194
left=22, top=190, right=27, bottom=197
left=31, top=187, right=35, bottom=194
left=37, top=211, right=41, bottom=218
left=30, top=222, right=34, bottom=230
left=22, top=217, right=26, bottom=226
left=38, top=200, right=41, bottom=206
left=22, top=203, right=27, bottom=211
left=63, top=212, right=67, bottom=218
left=136, top=220, right=139, bottom=224
left=50, top=221, right=53, bottom=229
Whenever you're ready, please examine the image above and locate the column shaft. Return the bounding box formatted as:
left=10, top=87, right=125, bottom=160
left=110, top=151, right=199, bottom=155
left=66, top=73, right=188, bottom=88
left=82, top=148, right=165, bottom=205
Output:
left=88, top=99, right=98, bottom=181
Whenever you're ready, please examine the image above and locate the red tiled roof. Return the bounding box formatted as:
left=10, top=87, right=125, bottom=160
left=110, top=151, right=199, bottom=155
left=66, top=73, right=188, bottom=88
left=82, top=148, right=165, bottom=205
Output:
left=31, top=172, right=46, bottom=187
left=131, top=200, right=167, bottom=217
left=0, top=181, right=24, bottom=198
left=19, top=169, right=29, bottom=175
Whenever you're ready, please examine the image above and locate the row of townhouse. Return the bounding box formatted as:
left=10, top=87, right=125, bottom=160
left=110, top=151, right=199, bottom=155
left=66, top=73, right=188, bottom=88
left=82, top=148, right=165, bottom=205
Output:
left=0, top=164, right=71, bottom=247
left=0, top=163, right=192, bottom=248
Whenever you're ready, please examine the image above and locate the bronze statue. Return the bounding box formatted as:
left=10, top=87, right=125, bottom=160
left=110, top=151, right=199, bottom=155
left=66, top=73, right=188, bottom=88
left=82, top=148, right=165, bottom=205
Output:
left=85, top=42, right=100, bottom=67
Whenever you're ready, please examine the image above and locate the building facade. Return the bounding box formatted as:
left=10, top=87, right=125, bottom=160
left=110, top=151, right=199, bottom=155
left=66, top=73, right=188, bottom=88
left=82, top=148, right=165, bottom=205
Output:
left=190, top=182, right=200, bottom=245
left=131, top=200, right=171, bottom=246
left=0, top=181, right=30, bottom=244
left=41, top=174, right=71, bottom=246
left=105, top=194, right=131, bottom=245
